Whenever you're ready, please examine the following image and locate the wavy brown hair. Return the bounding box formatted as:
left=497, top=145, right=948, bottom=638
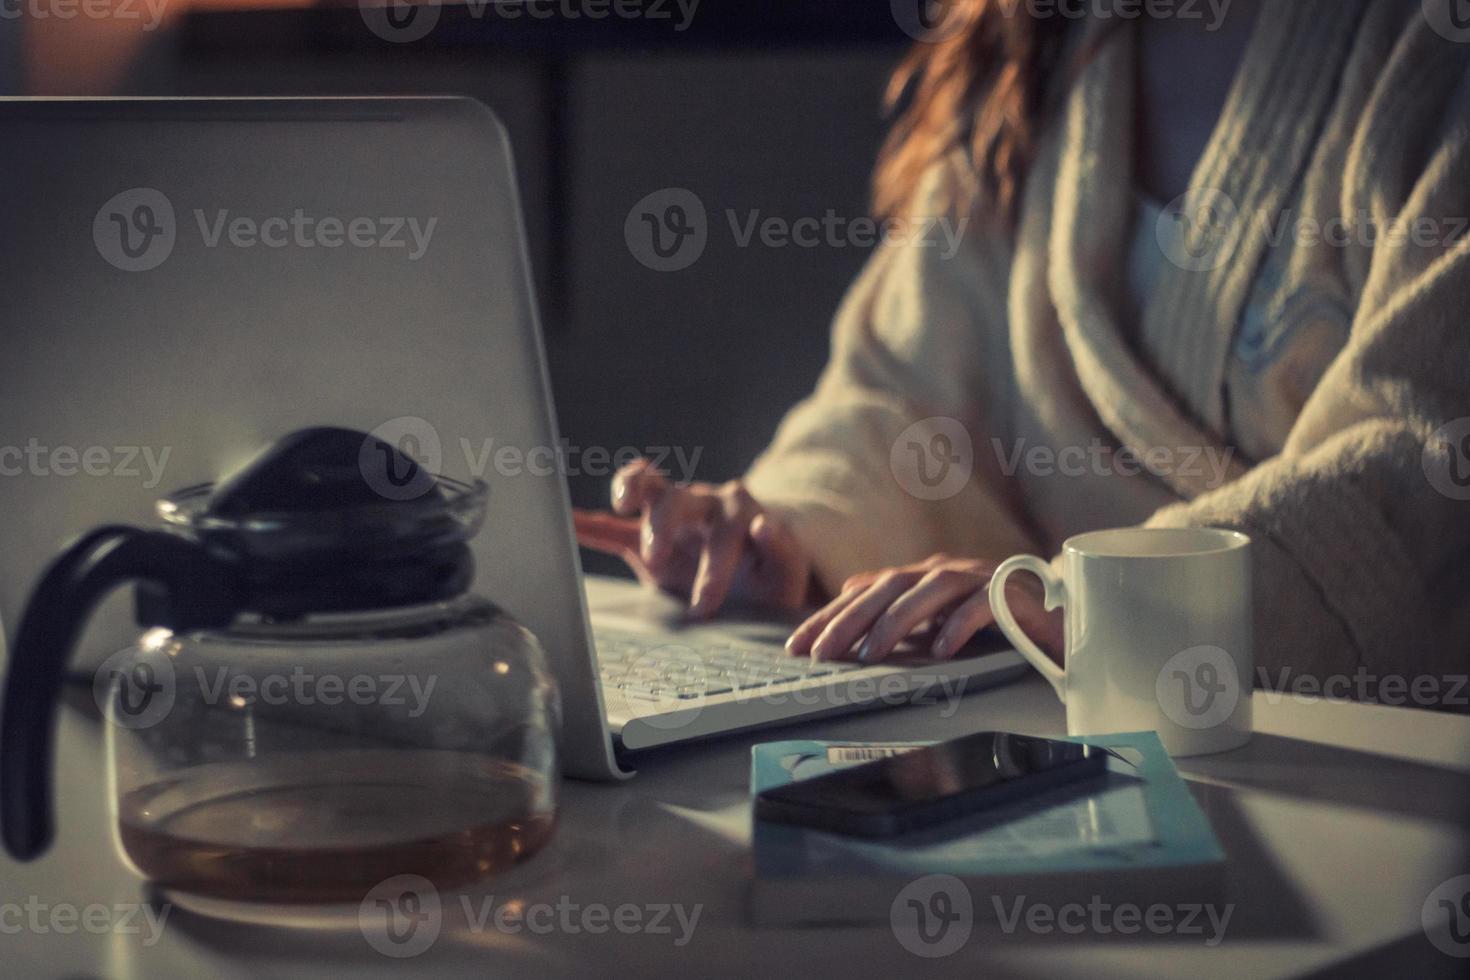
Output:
left=874, top=0, right=1095, bottom=229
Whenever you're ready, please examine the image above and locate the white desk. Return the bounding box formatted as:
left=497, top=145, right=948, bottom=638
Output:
left=5, top=648, right=1469, bottom=978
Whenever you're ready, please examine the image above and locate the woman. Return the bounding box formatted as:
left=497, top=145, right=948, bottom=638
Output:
left=577, top=0, right=1470, bottom=703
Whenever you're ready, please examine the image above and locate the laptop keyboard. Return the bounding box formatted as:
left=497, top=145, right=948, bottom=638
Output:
left=594, top=628, right=861, bottom=701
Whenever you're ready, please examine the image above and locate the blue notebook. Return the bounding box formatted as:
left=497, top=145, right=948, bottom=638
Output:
left=748, top=732, right=1225, bottom=926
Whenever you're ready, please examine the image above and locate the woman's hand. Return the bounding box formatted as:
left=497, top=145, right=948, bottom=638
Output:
left=785, top=553, right=1064, bottom=664
left=573, top=458, right=812, bottom=618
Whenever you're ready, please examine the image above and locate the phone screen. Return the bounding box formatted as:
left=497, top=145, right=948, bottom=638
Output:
left=756, top=732, right=1106, bottom=836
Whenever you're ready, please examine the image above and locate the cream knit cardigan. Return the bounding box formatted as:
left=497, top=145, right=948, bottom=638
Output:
left=744, top=0, right=1470, bottom=692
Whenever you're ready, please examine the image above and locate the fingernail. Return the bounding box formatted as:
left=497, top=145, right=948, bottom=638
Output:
left=856, top=638, right=874, bottom=663
left=932, top=636, right=949, bottom=659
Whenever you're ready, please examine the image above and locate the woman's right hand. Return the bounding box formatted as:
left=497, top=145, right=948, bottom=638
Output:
left=573, top=458, right=812, bottom=619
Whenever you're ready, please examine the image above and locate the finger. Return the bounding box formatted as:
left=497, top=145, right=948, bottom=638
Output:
left=811, top=571, right=923, bottom=662
left=931, top=590, right=996, bottom=660
left=619, top=547, right=660, bottom=590
left=857, top=568, right=982, bottom=664
left=786, top=586, right=865, bottom=659
left=610, top=458, right=669, bottom=516
left=841, top=553, right=950, bottom=594
left=572, top=509, right=641, bottom=553
left=689, top=486, right=758, bottom=618
left=644, top=486, right=717, bottom=569
left=750, top=513, right=808, bottom=608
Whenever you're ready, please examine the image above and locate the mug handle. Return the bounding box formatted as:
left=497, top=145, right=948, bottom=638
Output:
left=987, top=555, right=1068, bottom=702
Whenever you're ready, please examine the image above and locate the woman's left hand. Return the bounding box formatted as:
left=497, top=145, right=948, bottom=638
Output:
left=785, top=553, right=1064, bottom=665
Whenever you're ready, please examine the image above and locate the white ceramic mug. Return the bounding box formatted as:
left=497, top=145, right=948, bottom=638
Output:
left=987, top=527, right=1253, bottom=757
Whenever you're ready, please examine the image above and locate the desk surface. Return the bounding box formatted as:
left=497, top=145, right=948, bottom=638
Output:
left=5, top=625, right=1469, bottom=978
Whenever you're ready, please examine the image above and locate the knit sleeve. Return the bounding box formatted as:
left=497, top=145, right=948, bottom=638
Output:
left=743, top=165, right=1039, bottom=594
left=1147, top=26, right=1470, bottom=695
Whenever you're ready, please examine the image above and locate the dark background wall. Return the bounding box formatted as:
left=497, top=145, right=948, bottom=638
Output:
left=42, top=1, right=910, bottom=573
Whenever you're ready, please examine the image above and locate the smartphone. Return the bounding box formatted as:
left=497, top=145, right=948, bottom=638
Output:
left=754, top=732, right=1108, bottom=838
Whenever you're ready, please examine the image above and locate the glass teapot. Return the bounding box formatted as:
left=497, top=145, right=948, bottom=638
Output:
left=0, top=427, right=559, bottom=903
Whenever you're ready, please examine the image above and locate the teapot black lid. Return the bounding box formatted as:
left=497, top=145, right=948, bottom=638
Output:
left=153, top=427, right=487, bottom=618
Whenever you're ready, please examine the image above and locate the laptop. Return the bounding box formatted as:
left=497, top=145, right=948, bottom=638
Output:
left=0, top=97, right=1026, bottom=781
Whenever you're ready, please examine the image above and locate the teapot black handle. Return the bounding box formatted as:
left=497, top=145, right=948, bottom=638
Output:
left=1, top=527, right=239, bottom=860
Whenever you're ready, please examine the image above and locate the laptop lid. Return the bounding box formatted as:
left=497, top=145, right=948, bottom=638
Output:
left=0, top=97, right=626, bottom=781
